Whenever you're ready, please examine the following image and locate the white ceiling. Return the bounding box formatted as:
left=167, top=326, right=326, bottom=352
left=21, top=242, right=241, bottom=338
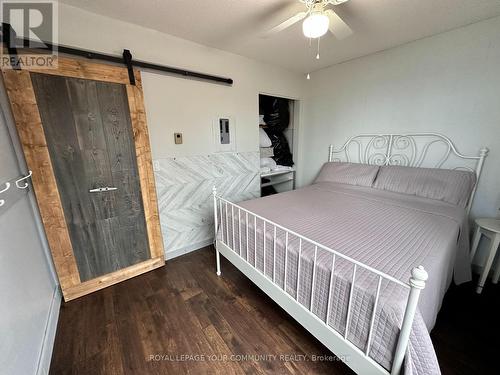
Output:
left=59, top=0, right=500, bottom=73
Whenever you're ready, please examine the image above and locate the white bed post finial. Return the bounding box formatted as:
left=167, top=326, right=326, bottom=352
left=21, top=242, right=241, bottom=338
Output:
left=477, top=148, right=489, bottom=177
left=212, top=186, right=221, bottom=276
left=391, top=266, right=428, bottom=375
left=466, top=147, right=489, bottom=215
left=328, top=144, right=334, bottom=162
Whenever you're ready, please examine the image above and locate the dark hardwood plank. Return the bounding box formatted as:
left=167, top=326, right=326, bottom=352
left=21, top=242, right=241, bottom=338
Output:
left=50, top=247, right=350, bottom=375
left=430, top=277, right=499, bottom=375
left=50, top=247, right=497, bottom=374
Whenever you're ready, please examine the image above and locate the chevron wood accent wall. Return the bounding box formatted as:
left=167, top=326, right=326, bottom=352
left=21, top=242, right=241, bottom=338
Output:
left=154, top=152, right=260, bottom=257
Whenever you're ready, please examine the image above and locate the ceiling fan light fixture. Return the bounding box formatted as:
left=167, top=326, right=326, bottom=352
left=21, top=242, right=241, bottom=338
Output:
left=302, top=12, right=329, bottom=38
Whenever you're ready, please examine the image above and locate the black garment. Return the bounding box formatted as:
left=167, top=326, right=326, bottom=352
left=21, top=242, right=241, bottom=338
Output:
left=259, top=95, right=294, bottom=167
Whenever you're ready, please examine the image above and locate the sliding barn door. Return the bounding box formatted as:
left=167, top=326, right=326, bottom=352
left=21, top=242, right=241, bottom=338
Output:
left=31, top=73, right=151, bottom=281
left=2, top=58, right=164, bottom=301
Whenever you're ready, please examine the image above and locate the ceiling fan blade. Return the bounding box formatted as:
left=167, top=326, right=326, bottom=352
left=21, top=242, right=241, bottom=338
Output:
left=263, top=11, right=307, bottom=37
left=325, top=9, right=352, bottom=40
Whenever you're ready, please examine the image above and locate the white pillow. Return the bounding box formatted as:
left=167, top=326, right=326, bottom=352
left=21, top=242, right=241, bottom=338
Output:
left=260, top=147, right=274, bottom=158
left=260, top=157, right=277, bottom=169
left=373, top=165, right=476, bottom=207
left=259, top=128, right=272, bottom=147
left=314, top=162, right=380, bottom=187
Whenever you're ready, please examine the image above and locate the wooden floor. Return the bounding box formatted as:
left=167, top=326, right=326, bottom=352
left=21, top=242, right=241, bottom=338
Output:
left=50, top=247, right=498, bottom=375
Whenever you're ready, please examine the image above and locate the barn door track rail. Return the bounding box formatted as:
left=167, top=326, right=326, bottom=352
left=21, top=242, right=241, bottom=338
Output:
left=0, top=23, right=233, bottom=86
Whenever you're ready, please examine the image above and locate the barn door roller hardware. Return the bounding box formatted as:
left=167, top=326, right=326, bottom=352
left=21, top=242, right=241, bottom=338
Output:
left=122, top=49, right=135, bottom=85
left=2, top=23, right=20, bottom=70
left=0, top=23, right=233, bottom=86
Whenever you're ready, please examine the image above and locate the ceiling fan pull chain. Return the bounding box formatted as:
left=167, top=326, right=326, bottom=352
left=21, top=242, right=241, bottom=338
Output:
left=316, top=37, right=321, bottom=60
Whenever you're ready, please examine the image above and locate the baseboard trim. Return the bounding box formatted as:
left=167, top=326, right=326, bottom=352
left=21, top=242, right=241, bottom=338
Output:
left=36, top=285, right=61, bottom=375
left=166, top=239, right=213, bottom=260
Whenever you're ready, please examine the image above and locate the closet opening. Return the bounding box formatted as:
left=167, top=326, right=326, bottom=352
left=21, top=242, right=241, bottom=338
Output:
left=259, top=94, right=297, bottom=197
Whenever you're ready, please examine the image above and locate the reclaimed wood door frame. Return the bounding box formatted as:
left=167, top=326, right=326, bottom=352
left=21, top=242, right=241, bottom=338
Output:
left=2, top=57, right=164, bottom=301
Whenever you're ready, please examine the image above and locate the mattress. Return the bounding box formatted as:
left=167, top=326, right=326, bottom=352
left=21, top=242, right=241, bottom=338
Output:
left=217, top=182, right=471, bottom=375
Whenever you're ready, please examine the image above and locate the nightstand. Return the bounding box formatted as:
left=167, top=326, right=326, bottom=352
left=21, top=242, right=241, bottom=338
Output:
left=470, top=218, right=500, bottom=294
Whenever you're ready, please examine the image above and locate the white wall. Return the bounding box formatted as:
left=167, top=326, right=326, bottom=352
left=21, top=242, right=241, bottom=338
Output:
left=58, top=4, right=304, bottom=158
left=0, top=83, right=60, bottom=375
left=300, top=16, right=500, bottom=268
left=57, top=4, right=305, bottom=257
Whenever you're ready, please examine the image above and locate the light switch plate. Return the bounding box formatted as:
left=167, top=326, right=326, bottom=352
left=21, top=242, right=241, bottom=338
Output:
left=174, top=133, right=183, bottom=144
left=153, top=160, right=160, bottom=172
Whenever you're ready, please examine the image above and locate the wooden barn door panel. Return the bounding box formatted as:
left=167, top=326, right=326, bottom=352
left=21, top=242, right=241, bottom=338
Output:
left=2, top=57, right=164, bottom=301
left=31, top=73, right=150, bottom=281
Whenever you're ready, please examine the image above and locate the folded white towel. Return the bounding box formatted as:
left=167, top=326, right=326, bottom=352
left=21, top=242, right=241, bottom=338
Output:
left=260, top=157, right=277, bottom=169
left=260, top=147, right=274, bottom=158
left=259, top=128, right=272, bottom=147
left=273, top=165, right=293, bottom=171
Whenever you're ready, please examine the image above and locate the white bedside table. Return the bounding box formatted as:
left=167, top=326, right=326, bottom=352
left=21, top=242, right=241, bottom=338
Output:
left=470, top=218, right=500, bottom=294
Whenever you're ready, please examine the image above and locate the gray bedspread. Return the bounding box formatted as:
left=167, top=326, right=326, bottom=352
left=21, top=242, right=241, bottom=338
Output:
left=217, top=182, right=471, bottom=375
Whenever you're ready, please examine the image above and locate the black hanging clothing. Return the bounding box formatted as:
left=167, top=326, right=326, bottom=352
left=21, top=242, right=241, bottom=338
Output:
left=259, top=95, right=294, bottom=167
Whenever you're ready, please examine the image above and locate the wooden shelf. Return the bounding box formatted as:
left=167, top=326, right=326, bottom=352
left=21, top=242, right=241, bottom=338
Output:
left=261, top=168, right=295, bottom=192
left=261, top=177, right=294, bottom=188
left=261, top=169, right=294, bottom=178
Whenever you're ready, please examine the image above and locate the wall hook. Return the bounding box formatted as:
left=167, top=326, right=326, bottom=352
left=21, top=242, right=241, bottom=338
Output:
left=0, top=182, right=11, bottom=207
left=15, top=170, right=32, bottom=189
left=0, top=181, right=10, bottom=194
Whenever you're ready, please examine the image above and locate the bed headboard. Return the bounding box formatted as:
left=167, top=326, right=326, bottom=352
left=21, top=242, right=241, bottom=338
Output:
left=328, top=133, right=489, bottom=213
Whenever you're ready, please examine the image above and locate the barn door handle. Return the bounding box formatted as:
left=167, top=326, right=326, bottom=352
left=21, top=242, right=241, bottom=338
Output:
left=89, top=187, right=118, bottom=193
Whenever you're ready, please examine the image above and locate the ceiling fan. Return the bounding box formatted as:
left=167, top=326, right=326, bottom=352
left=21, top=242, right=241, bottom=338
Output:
left=266, top=0, right=353, bottom=40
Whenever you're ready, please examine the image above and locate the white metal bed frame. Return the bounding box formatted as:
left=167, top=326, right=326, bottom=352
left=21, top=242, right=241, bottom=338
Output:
left=327, top=133, right=488, bottom=214
left=212, top=133, right=488, bottom=375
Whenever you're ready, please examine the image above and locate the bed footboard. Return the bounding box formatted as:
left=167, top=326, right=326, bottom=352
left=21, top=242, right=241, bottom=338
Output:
left=212, top=187, right=427, bottom=375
